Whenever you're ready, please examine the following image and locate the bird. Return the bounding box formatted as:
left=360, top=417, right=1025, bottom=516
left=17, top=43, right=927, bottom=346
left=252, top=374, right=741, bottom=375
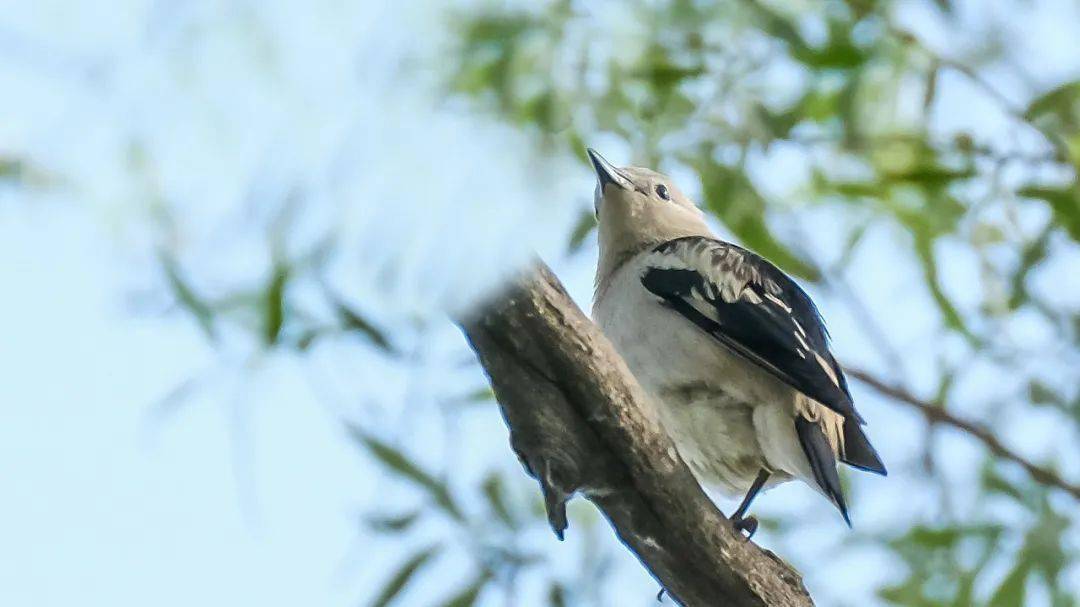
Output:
left=587, top=148, right=886, bottom=536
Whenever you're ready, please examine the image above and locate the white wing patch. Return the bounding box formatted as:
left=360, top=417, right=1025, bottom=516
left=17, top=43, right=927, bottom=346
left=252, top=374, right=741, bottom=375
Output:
left=813, top=351, right=840, bottom=388
left=687, top=285, right=719, bottom=321
left=764, top=292, right=790, bottom=312
left=642, top=238, right=782, bottom=306
left=790, top=317, right=812, bottom=353
left=741, top=288, right=763, bottom=305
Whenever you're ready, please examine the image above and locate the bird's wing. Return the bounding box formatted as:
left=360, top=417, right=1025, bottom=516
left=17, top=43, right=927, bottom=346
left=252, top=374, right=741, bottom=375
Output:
left=640, top=236, right=885, bottom=475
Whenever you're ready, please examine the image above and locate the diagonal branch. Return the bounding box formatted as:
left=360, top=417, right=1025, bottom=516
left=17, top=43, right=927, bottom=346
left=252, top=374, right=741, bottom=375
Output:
left=846, top=367, right=1080, bottom=501
left=460, top=261, right=813, bottom=607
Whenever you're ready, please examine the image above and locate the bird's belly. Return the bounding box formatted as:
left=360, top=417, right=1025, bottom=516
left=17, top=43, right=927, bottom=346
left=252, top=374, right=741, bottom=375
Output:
left=657, top=391, right=766, bottom=497
left=595, top=290, right=775, bottom=496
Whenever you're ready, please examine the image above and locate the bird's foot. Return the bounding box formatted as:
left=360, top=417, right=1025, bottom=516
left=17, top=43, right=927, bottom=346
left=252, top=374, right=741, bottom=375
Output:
left=731, top=515, right=758, bottom=540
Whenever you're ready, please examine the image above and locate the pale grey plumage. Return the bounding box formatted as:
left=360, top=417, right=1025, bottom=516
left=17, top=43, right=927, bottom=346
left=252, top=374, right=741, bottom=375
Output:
left=587, top=149, right=884, bottom=527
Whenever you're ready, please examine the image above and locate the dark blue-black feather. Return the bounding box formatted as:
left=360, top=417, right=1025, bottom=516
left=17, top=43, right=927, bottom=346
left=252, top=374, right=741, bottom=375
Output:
left=841, top=422, right=887, bottom=475
left=795, top=416, right=851, bottom=525
left=641, top=238, right=861, bottom=422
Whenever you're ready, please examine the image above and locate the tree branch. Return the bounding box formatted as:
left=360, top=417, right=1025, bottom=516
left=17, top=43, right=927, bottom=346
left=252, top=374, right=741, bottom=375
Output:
left=846, top=367, right=1080, bottom=501
left=460, top=262, right=813, bottom=607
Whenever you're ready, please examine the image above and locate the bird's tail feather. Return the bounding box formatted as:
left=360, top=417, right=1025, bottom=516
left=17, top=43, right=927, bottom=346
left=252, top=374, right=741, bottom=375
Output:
left=840, top=420, right=887, bottom=476
left=795, top=416, right=851, bottom=526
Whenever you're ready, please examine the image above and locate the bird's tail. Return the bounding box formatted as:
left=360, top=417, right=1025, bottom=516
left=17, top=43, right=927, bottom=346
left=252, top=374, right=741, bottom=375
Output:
left=840, top=420, right=887, bottom=476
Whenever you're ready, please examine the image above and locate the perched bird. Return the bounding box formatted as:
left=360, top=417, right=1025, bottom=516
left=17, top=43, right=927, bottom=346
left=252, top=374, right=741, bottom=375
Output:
left=587, top=149, right=885, bottom=535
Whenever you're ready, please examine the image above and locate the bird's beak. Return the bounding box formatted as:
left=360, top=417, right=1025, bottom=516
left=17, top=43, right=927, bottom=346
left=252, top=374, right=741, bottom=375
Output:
left=588, top=148, right=632, bottom=191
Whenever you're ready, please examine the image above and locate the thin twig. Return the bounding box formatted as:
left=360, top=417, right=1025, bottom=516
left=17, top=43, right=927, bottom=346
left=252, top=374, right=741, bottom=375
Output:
left=846, top=367, right=1080, bottom=501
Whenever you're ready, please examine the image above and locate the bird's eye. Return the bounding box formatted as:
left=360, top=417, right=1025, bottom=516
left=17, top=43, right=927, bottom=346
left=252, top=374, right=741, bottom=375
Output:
left=655, top=184, right=670, bottom=200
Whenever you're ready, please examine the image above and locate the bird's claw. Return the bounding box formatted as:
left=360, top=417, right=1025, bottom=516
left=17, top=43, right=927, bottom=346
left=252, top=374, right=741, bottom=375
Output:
left=732, top=515, right=758, bottom=540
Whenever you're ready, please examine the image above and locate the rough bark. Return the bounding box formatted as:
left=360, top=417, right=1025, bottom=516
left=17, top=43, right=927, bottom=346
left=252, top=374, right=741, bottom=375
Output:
left=459, top=262, right=813, bottom=607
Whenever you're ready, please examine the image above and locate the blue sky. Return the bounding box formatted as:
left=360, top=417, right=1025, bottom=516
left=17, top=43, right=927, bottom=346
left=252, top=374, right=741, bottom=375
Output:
left=1, top=0, right=1078, bottom=605
left=0, top=3, right=590, bottom=604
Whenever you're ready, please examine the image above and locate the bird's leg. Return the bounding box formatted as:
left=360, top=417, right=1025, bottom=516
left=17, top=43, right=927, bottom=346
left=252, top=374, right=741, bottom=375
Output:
left=730, top=469, right=770, bottom=539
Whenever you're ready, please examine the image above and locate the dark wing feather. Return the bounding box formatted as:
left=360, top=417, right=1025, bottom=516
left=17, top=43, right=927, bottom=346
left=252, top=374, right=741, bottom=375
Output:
left=640, top=237, right=859, bottom=421
left=640, top=236, right=886, bottom=476
left=841, top=421, right=887, bottom=474
left=796, top=416, right=851, bottom=524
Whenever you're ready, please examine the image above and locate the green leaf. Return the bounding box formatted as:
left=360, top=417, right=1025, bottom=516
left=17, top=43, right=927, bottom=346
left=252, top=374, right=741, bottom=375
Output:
left=458, top=386, right=495, bottom=406
left=832, top=218, right=871, bottom=271
left=987, top=561, right=1029, bottom=607
left=547, top=582, right=568, bottom=607
left=875, top=581, right=914, bottom=605
left=159, top=252, right=216, bottom=340
left=347, top=427, right=465, bottom=521
left=328, top=292, right=397, bottom=354
left=630, top=57, right=705, bottom=92
left=923, top=63, right=939, bottom=112
left=1008, top=227, right=1052, bottom=310
left=970, top=222, right=1006, bottom=247
left=749, top=7, right=867, bottom=69
left=696, top=160, right=820, bottom=281
left=481, top=472, right=518, bottom=529
left=802, top=20, right=868, bottom=70
left=882, top=165, right=976, bottom=188
left=1023, top=81, right=1080, bottom=131
left=827, top=179, right=886, bottom=199
left=438, top=571, right=492, bottom=607
left=910, top=229, right=976, bottom=341
left=1021, top=505, right=1069, bottom=585
left=838, top=70, right=863, bottom=147
left=798, top=86, right=842, bottom=123
left=567, top=210, right=597, bottom=254
left=262, top=262, right=288, bottom=346
left=1028, top=380, right=1063, bottom=407
left=930, top=0, right=954, bottom=14
left=746, top=2, right=810, bottom=57
left=981, top=464, right=1032, bottom=507
left=368, top=545, right=441, bottom=607
left=891, top=525, right=963, bottom=551
left=517, top=89, right=571, bottom=133
left=364, top=511, right=423, bottom=534
left=295, top=328, right=324, bottom=351
left=0, top=157, right=26, bottom=183
left=1017, top=185, right=1080, bottom=244
left=753, top=103, right=802, bottom=141
left=952, top=572, right=977, bottom=607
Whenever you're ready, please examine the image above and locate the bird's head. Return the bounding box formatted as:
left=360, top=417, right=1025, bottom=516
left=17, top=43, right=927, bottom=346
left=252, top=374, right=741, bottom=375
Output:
left=588, top=148, right=711, bottom=278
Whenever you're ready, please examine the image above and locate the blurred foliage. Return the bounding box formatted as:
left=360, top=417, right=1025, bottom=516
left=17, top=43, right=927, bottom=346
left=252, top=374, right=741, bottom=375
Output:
left=29, top=0, right=1074, bottom=604
left=441, top=0, right=1080, bottom=605
left=0, top=156, right=53, bottom=189
left=0, top=157, right=26, bottom=184
left=350, top=422, right=616, bottom=607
